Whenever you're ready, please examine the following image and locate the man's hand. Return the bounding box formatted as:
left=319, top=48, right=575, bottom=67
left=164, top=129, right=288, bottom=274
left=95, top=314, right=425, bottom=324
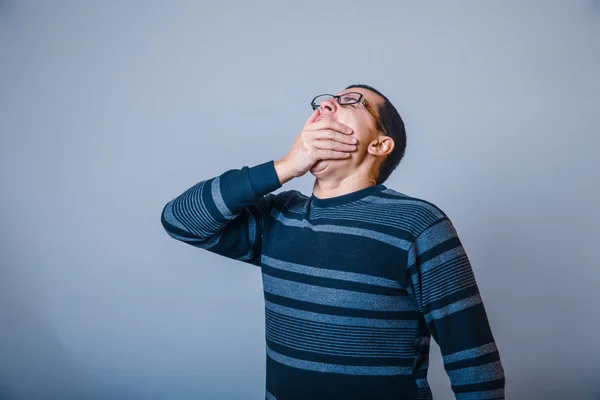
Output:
left=274, top=109, right=357, bottom=184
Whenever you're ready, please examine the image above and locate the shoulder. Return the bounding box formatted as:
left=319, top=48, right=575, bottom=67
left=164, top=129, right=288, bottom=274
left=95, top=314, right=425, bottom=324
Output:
left=377, top=187, right=448, bottom=219
left=369, top=187, right=452, bottom=238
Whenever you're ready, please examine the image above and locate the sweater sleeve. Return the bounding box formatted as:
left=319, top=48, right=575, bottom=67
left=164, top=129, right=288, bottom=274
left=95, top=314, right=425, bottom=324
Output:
left=405, top=217, right=506, bottom=399
left=160, top=160, right=283, bottom=266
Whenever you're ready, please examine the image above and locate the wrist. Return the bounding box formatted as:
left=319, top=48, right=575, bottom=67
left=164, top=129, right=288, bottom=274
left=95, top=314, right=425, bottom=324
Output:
left=274, top=158, right=294, bottom=185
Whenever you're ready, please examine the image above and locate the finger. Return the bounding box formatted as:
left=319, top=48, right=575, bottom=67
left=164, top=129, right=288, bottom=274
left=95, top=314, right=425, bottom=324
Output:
left=316, top=149, right=352, bottom=160
left=312, top=138, right=357, bottom=152
left=313, top=129, right=358, bottom=145
left=304, top=109, right=321, bottom=127
left=308, top=118, right=353, bottom=134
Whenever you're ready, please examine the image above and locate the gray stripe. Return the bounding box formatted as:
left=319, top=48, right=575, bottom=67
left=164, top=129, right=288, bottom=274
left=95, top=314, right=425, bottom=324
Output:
left=422, top=269, right=475, bottom=307
left=261, top=255, right=401, bottom=289
left=291, top=195, right=435, bottom=236
left=211, top=177, right=235, bottom=219
left=265, top=300, right=418, bottom=329
left=414, top=247, right=465, bottom=274
left=165, top=193, right=220, bottom=249
left=446, top=360, right=504, bottom=386
left=266, top=345, right=413, bottom=376
left=309, top=209, right=432, bottom=239
left=421, top=256, right=471, bottom=291
left=162, top=201, right=187, bottom=231
left=367, top=194, right=444, bottom=216
left=192, top=226, right=223, bottom=249
left=443, top=342, right=499, bottom=364
left=271, top=212, right=412, bottom=250
left=175, top=181, right=220, bottom=235
left=266, top=329, right=408, bottom=358
left=265, top=310, right=416, bottom=344
left=311, top=204, right=432, bottom=223
left=263, top=275, right=418, bottom=312
left=425, top=294, right=482, bottom=323
left=265, top=317, right=416, bottom=350
left=414, top=219, right=456, bottom=254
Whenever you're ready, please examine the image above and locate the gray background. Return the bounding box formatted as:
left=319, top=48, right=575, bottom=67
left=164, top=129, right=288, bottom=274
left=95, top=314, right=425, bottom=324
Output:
left=1, top=1, right=599, bottom=399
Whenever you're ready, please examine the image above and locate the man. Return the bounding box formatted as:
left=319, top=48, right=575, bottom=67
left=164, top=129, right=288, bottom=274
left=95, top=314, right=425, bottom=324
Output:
left=161, top=84, right=506, bottom=399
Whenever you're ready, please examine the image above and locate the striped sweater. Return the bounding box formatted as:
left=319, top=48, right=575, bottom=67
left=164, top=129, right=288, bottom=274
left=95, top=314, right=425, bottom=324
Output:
left=160, top=160, right=505, bottom=400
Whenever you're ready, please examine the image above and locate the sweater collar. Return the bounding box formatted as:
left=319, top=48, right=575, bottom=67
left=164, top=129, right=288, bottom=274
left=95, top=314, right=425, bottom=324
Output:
left=310, top=184, right=386, bottom=208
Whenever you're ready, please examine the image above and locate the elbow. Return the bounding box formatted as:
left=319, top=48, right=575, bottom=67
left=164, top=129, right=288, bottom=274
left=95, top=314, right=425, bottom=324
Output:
left=160, top=200, right=209, bottom=244
left=160, top=201, right=175, bottom=235
left=160, top=200, right=185, bottom=238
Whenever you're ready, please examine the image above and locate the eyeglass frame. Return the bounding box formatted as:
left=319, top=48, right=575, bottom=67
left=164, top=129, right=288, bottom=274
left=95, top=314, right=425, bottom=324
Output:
left=310, top=92, right=388, bottom=136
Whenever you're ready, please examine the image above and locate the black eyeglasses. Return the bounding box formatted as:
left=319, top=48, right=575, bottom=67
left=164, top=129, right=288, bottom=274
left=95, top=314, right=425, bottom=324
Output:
left=310, top=92, right=388, bottom=136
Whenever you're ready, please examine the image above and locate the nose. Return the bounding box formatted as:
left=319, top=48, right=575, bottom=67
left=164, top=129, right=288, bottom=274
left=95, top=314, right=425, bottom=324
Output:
left=319, top=98, right=337, bottom=115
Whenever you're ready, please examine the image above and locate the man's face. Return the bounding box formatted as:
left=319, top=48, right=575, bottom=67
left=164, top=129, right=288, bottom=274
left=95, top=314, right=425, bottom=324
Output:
left=310, top=87, right=387, bottom=175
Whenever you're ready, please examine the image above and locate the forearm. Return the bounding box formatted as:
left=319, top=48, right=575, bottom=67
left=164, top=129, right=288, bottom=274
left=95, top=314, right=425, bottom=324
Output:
left=407, top=217, right=505, bottom=398
left=161, top=160, right=282, bottom=243
left=441, top=312, right=505, bottom=398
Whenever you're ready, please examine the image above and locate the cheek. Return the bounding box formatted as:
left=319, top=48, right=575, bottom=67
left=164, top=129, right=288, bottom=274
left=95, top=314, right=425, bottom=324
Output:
left=353, top=115, right=375, bottom=135
left=339, top=110, right=362, bottom=129
left=351, top=124, right=374, bottom=145
left=346, top=120, right=368, bottom=139
left=339, top=113, right=371, bottom=141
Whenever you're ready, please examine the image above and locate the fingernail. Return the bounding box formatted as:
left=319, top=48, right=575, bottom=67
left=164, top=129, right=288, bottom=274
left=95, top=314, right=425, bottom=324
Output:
left=351, top=137, right=357, bottom=143
left=346, top=128, right=352, bottom=133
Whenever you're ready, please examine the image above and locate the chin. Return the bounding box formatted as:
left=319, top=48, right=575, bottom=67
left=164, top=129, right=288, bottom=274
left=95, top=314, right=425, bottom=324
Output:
left=310, top=158, right=351, bottom=177
left=309, top=160, right=331, bottom=175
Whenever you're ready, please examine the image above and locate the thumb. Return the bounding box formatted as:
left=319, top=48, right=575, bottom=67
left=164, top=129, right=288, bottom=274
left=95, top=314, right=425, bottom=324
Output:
left=304, top=108, right=320, bottom=127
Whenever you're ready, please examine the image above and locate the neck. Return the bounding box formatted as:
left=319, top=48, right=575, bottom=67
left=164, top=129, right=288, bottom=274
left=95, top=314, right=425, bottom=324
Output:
left=312, top=173, right=378, bottom=200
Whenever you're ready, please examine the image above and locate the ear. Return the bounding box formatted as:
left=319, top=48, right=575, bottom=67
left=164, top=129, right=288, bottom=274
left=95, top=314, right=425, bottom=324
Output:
left=367, top=135, right=395, bottom=158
